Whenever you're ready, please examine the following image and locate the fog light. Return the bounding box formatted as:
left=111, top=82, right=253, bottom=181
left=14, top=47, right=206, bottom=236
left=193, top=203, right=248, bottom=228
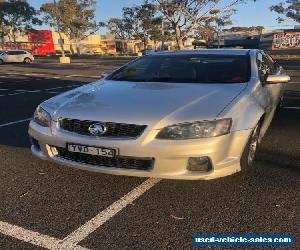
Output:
left=187, top=157, right=212, bottom=172
left=29, top=136, right=41, bottom=151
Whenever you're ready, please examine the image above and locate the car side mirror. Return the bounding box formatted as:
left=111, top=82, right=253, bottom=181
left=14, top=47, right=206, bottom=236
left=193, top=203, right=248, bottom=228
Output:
left=266, top=74, right=291, bottom=84
left=100, top=72, right=111, bottom=79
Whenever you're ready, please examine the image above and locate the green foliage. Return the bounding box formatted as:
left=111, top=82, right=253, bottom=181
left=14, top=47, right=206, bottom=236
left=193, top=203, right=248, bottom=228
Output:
left=270, top=0, right=299, bottom=23
left=155, top=0, right=246, bottom=49
left=107, top=1, right=172, bottom=51
left=122, top=2, right=162, bottom=48
left=107, top=17, right=134, bottom=41
left=0, top=0, right=41, bottom=45
left=40, top=0, right=104, bottom=43
left=223, top=26, right=265, bottom=32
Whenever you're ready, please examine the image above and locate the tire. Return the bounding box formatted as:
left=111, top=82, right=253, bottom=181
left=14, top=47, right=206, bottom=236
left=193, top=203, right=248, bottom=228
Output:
left=240, top=122, right=261, bottom=171
left=23, top=57, right=32, bottom=64
left=0, top=59, right=3, bottom=65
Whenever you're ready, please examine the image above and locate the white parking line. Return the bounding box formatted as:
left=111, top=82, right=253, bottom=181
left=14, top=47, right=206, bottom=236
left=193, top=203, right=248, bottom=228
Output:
left=0, top=85, right=81, bottom=97
left=0, top=221, right=89, bottom=250
left=283, top=106, right=300, bottom=110
left=0, top=92, right=29, bottom=97
left=24, top=73, right=48, bottom=76
left=45, top=85, right=80, bottom=91
left=0, top=178, right=160, bottom=249
left=47, top=91, right=61, bottom=94
left=0, top=118, right=31, bottom=128
left=65, top=75, right=99, bottom=79
left=2, top=72, right=98, bottom=79
left=61, top=178, right=161, bottom=246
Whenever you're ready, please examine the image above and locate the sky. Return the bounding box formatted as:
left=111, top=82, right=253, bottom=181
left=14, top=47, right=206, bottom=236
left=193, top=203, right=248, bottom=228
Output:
left=28, top=0, right=297, bottom=33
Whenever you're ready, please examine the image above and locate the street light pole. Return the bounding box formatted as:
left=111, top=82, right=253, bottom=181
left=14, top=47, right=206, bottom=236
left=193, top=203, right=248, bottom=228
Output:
left=160, top=0, right=165, bottom=51
left=53, top=0, right=65, bottom=58
left=161, top=18, right=165, bottom=51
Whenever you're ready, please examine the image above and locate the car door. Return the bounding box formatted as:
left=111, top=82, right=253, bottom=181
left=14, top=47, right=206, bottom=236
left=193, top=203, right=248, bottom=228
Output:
left=15, top=51, right=26, bottom=62
left=256, top=51, right=282, bottom=135
left=5, top=51, right=19, bottom=62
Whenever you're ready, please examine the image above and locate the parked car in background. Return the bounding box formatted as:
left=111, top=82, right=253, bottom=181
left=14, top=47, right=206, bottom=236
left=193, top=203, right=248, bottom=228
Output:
left=0, top=50, right=34, bottom=64
left=29, top=49, right=291, bottom=180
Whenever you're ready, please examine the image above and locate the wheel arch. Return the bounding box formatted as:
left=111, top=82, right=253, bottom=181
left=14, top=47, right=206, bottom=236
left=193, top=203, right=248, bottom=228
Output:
left=23, top=57, right=32, bottom=62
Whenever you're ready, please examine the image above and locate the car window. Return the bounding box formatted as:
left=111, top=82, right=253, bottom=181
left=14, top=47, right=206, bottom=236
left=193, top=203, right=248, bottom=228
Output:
left=16, top=51, right=26, bottom=55
left=108, top=54, right=251, bottom=84
left=7, top=51, right=26, bottom=55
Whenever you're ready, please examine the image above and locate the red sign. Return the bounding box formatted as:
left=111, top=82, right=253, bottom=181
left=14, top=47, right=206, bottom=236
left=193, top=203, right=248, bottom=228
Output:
left=28, top=30, right=55, bottom=55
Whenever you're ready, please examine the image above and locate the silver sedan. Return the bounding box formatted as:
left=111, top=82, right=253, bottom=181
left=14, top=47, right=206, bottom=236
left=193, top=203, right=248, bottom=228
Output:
left=28, top=49, right=291, bottom=180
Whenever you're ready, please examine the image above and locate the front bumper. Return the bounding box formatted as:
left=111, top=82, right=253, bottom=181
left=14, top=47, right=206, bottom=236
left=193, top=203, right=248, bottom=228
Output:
left=28, top=120, right=251, bottom=180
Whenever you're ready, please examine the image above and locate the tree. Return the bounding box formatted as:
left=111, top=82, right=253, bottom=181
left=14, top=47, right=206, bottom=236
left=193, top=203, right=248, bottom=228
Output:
left=123, top=2, right=161, bottom=50
left=40, top=0, right=104, bottom=55
left=107, top=18, right=133, bottom=54
left=270, top=0, right=299, bottom=23
left=223, top=26, right=265, bottom=32
left=148, top=16, right=174, bottom=50
left=0, top=0, right=41, bottom=48
left=215, top=11, right=234, bottom=48
left=194, top=24, right=216, bottom=46
left=194, top=10, right=234, bottom=48
left=0, top=6, right=9, bottom=47
left=154, top=0, right=246, bottom=49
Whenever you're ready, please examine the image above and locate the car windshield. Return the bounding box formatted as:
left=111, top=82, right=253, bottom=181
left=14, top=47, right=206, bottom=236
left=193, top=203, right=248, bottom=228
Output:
left=108, top=54, right=251, bottom=83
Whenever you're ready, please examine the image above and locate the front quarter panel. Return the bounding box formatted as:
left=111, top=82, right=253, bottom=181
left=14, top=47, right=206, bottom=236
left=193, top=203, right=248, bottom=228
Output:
left=218, top=79, right=265, bottom=132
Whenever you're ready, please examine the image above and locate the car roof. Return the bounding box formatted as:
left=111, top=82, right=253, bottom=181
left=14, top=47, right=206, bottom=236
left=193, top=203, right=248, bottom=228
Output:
left=150, top=49, right=254, bottom=56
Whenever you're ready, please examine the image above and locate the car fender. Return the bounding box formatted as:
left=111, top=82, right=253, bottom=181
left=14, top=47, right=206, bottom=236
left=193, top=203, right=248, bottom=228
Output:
left=218, top=84, right=265, bottom=133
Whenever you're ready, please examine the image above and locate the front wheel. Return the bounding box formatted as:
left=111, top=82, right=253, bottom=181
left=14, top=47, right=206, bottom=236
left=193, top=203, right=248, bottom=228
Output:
left=24, top=58, right=32, bottom=64
left=0, top=59, right=4, bottom=65
left=240, top=122, right=261, bottom=171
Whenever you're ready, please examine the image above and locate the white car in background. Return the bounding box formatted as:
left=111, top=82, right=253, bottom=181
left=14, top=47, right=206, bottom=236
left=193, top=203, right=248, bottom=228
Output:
left=0, top=50, right=34, bottom=64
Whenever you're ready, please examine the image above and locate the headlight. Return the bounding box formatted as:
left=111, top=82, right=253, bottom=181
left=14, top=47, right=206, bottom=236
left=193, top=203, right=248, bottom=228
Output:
left=33, top=106, right=51, bottom=127
left=156, top=118, right=232, bottom=139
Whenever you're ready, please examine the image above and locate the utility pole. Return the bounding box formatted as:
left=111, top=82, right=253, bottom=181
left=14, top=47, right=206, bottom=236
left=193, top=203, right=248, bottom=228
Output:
left=161, top=18, right=165, bottom=51
left=53, top=0, right=65, bottom=57
left=160, top=0, right=165, bottom=51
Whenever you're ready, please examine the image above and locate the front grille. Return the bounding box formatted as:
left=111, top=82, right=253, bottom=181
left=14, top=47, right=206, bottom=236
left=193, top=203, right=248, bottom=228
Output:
left=54, top=147, right=154, bottom=171
left=59, top=118, right=147, bottom=138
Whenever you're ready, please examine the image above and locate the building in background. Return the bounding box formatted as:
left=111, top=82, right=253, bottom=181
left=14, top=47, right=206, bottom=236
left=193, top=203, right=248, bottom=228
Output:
left=0, top=30, right=116, bottom=56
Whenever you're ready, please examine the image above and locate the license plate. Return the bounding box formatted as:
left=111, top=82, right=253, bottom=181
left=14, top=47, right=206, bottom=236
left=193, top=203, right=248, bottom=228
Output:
left=67, top=144, right=117, bottom=158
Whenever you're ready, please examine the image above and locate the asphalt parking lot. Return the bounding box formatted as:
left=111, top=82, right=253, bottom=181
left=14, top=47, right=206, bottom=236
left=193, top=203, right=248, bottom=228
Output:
left=0, top=58, right=299, bottom=250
